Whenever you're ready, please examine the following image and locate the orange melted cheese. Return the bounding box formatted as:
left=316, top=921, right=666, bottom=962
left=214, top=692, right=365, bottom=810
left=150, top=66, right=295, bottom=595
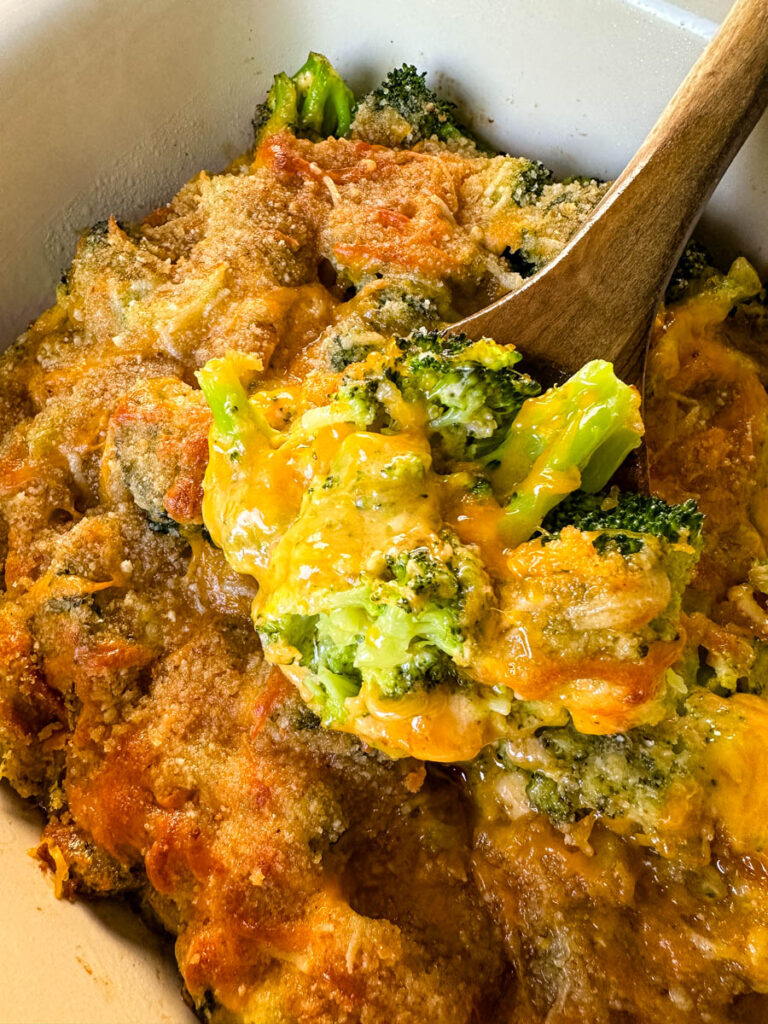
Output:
left=475, top=528, right=684, bottom=733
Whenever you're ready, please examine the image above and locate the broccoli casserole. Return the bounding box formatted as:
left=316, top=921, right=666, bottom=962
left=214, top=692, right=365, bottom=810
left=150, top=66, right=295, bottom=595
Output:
left=2, top=54, right=768, bottom=1023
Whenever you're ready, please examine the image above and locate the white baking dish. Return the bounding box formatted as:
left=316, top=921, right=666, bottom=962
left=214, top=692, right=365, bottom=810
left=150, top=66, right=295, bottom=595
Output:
left=1, top=0, right=765, bottom=1020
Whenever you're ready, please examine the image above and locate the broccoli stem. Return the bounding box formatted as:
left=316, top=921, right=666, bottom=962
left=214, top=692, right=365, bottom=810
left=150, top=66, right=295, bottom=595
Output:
left=293, top=53, right=355, bottom=137
left=256, top=52, right=355, bottom=144
left=259, top=72, right=299, bottom=139
left=484, top=360, right=643, bottom=546
left=196, top=358, right=274, bottom=449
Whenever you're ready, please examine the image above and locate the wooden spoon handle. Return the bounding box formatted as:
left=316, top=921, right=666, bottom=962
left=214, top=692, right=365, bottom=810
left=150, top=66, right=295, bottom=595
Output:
left=598, top=0, right=768, bottom=370
left=628, top=0, right=768, bottom=218
left=459, top=0, right=768, bottom=383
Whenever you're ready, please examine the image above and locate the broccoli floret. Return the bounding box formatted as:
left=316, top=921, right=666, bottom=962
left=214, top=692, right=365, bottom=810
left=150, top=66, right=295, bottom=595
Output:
left=387, top=544, right=459, bottom=595
left=504, top=719, right=691, bottom=827
left=326, top=284, right=452, bottom=371
left=389, top=330, right=541, bottom=460
left=261, top=612, right=362, bottom=721
left=348, top=541, right=476, bottom=699
left=476, top=171, right=610, bottom=277
left=254, top=52, right=355, bottom=143
left=357, top=64, right=475, bottom=146
left=256, top=532, right=491, bottom=722
left=324, top=281, right=453, bottom=372
left=195, top=354, right=292, bottom=576
left=666, top=240, right=713, bottom=304
left=481, top=682, right=768, bottom=861
left=543, top=489, right=703, bottom=547
left=326, top=329, right=541, bottom=457
left=336, top=337, right=641, bottom=541
left=365, top=283, right=451, bottom=336
left=329, top=377, right=387, bottom=430
left=107, top=377, right=212, bottom=529
left=515, top=160, right=555, bottom=202
left=398, top=289, right=447, bottom=322
left=328, top=333, right=384, bottom=372
left=197, top=354, right=272, bottom=449
left=480, top=156, right=555, bottom=212
left=525, top=772, right=579, bottom=824
left=482, top=360, right=644, bottom=547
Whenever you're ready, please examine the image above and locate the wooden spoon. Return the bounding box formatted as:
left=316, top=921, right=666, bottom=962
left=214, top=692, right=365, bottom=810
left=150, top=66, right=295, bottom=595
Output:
left=454, top=0, right=768, bottom=388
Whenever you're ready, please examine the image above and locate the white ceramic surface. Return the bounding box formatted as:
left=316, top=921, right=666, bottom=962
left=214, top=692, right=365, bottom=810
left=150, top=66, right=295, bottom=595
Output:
left=1, top=1, right=765, bottom=1021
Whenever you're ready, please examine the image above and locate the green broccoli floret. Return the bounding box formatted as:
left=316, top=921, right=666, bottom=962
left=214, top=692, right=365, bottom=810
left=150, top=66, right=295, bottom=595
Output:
left=261, top=612, right=362, bottom=721
left=481, top=360, right=644, bottom=547
left=197, top=355, right=275, bottom=451
left=666, top=240, right=713, bottom=304
left=364, top=282, right=452, bottom=336
left=327, top=377, right=387, bottom=431
left=514, top=160, right=554, bottom=202
left=543, top=489, right=703, bottom=549
left=484, top=682, right=768, bottom=856
left=390, top=330, right=541, bottom=460
left=358, top=63, right=475, bottom=146
left=479, top=156, right=555, bottom=213
left=326, top=281, right=452, bottom=371
left=254, top=52, right=355, bottom=143
left=396, top=289, right=449, bottom=323
left=328, top=333, right=384, bottom=372
left=502, top=720, right=692, bottom=826
left=332, top=335, right=642, bottom=544
left=256, top=532, right=491, bottom=722
left=524, top=772, right=579, bottom=823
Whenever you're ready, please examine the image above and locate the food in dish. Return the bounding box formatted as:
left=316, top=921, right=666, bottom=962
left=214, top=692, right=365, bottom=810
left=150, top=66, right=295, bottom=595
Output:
left=2, top=53, right=768, bottom=1022
left=201, top=332, right=695, bottom=760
